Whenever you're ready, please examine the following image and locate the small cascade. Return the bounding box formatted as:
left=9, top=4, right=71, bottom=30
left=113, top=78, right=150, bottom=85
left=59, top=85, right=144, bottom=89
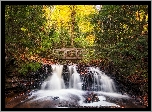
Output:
left=88, top=67, right=116, bottom=92
left=69, top=66, right=82, bottom=90
left=51, top=64, right=63, bottom=79
left=41, top=72, right=63, bottom=90
left=41, top=64, right=116, bottom=92
left=15, top=64, right=135, bottom=109
left=41, top=64, right=65, bottom=90
left=68, top=65, right=73, bottom=76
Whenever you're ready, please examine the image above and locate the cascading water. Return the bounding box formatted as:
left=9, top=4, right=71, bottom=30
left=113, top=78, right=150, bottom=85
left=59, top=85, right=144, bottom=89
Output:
left=68, top=65, right=73, bottom=76
left=41, top=64, right=65, bottom=90
left=11, top=64, right=132, bottom=108
left=69, top=65, right=82, bottom=90
left=88, top=67, right=116, bottom=92
left=51, top=64, right=63, bottom=79
left=41, top=64, right=116, bottom=92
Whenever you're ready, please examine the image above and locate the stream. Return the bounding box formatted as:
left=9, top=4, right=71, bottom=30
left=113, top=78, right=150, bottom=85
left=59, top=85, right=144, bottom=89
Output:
left=5, top=64, right=147, bottom=108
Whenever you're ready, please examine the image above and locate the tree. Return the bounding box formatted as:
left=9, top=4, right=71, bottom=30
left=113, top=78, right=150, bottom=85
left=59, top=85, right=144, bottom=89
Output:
left=5, top=5, right=98, bottom=74
left=90, top=5, right=148, bottom=94
left=46, top=5, right=97, bottom=48
left=5, top=5, right=49, bottom=75
left=44, top=5, right=97, bottom=62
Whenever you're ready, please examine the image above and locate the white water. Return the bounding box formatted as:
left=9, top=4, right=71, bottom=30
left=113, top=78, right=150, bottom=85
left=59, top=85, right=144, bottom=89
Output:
left=51, top=64, right=63, bottom=79
left=89, top=67, right=116, bottom=92
left=36, top=64, right=129, bottom=108
left=68, top=65, right=73, bottom=76
left=41, top=72, right=64, bottom=90
left=69, top=66, right=82, bottom=90
left=41, top=64, right=65, bottom=90
left=29, top=89, right=129, bottom=107
left=41, top=65, right=116, bottom=92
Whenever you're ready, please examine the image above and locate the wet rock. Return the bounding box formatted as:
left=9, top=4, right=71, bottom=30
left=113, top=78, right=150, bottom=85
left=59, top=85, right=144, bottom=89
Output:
left=84, top=92, right=100, bottom=103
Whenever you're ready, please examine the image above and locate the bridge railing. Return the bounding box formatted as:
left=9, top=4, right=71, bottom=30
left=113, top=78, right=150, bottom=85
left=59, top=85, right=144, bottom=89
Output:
left=53, top=48, right=84, bottom=60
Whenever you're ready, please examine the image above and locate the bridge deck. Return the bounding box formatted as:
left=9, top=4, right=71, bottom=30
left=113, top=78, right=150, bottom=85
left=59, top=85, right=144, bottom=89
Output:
left=53, top=48, right=84, bottom=60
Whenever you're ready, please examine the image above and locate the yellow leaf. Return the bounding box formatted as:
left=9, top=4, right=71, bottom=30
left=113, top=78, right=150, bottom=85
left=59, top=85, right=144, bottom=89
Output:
left=21, top=27, right=27, bottom=32
left=86, top=35, right=95, bottom=46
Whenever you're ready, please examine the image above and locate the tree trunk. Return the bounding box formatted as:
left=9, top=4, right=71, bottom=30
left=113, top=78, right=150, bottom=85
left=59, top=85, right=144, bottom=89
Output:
left=71, top=5, right=76, bottom=47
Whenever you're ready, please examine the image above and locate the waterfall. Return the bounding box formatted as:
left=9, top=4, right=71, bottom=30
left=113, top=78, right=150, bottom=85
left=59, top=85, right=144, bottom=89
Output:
left=41, top=64, right=65, bottom=90
left=68, top=65, right=73, bottom=76
left=24, top=64, right=131, bottom=108
left=88, top=67, right=116, bottom=92
left=69, top=65, right=82, bottom=90
left=51, top=64, right=63, bottom=79
left=41, top=64, right=116, bottom=92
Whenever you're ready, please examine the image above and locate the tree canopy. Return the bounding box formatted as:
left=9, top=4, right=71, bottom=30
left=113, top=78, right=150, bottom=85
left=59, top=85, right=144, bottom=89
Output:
left=5, top=5, right=148, bottom=85
left=91, top=5, right=148, bottom=79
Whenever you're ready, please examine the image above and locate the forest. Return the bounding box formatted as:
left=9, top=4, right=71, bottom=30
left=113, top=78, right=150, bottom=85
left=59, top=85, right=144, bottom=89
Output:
left=5, top=5, right=149, bottom=109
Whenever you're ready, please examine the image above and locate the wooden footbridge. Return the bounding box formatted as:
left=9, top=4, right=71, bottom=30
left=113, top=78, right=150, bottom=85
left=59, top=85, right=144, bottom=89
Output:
left=53, top=48, right=84, bottom=60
